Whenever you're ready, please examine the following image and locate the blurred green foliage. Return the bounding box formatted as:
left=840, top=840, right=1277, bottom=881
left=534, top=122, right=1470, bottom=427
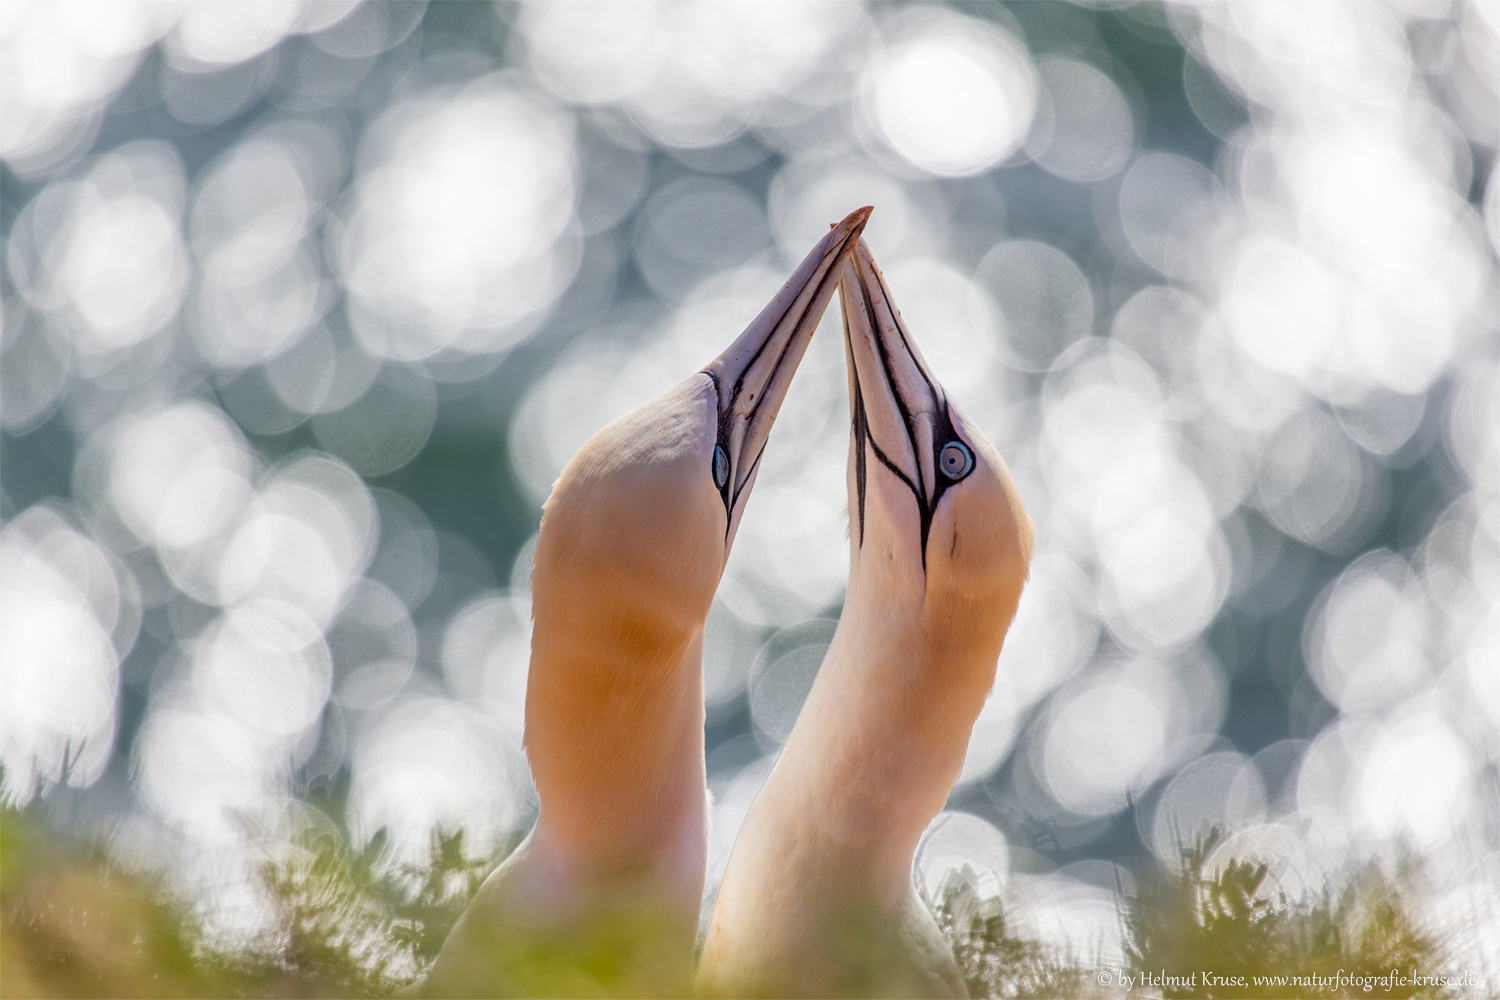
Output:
left=4, top=788, right=253, bottom=998
left=926, top=828, right=1461, bottom=1000
left=3, top=794, right=1465, bottom=999
left=419, top=889, right=698, bottom=999
left=931, top=870, right=1095, bottom=999
left=1125, top=829, right=1453, bottom=999
left=252, top=823, right=509, bottom=994
left=1, top=785, right=508, bottom=998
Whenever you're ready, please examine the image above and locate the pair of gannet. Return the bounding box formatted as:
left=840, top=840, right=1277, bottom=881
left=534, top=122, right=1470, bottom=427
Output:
left=421, top=207, right=1032, bottom=999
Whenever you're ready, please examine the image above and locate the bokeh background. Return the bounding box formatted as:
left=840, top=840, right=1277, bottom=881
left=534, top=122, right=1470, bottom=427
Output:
left=4, top=0, right=1500, bottom=986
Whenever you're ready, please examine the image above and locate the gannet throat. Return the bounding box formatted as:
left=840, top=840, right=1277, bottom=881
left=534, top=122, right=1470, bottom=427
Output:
left=419, top=207, right=871, bottom=998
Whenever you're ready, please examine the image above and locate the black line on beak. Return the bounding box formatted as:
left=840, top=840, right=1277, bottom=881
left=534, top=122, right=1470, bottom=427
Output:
left=730, top=445, right=763, bottom=518
left=845, top=310, right=868, bottom=547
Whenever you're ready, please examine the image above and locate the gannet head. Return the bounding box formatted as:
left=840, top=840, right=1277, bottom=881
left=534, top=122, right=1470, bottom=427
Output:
left=531, top=208, right=872, bottom=671
left=838, top=240, right=1033, bottom=661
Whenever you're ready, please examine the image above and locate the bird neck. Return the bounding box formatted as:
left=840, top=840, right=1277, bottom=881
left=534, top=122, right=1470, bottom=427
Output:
left=523, top=620, right=707, bottom=903
left=756, top=572, right=1005, bottom=896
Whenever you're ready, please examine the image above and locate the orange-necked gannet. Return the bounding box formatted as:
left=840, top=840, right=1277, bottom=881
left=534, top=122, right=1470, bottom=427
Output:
left=419, top=207, right=872, bottom=998
left=698, top=240, right=1033, bottom=998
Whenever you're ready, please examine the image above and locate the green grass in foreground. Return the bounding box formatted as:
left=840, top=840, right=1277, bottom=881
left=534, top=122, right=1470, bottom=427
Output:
left=1122, top=829, right=1455, bottom=999
left=932, top=870, right=1097, bottom=998
left=2, top=791, right=1470, bottom=998
left=1, top=789, right=506, bottom=998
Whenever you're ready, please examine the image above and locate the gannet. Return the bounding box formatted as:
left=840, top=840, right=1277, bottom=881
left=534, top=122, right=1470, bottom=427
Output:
left=418, top=207, right=872, bottom=998
left=697, top=241, right=1034, bottom=999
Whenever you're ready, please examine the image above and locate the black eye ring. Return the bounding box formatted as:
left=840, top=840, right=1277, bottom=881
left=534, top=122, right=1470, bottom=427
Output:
left=713, top=444, right=730, bottom=489
left=939, top=441, right=974, bottom=481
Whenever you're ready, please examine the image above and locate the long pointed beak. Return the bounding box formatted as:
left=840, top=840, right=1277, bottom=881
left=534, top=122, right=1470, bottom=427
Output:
left=703, top=205, right=872, bottom=531
left=839, top=239, right=958, bottom=558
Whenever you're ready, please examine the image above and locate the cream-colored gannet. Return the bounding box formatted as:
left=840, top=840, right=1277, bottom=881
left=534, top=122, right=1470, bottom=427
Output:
left=419, top=207, right=871, bottom=998
left=698, top=241, right=1034, bottom=998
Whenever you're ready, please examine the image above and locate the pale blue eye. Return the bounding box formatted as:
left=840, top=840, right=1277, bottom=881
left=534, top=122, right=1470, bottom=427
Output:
left=939, top=441, right=973, bottom=480
left=713, top=444, right=730, bottom=489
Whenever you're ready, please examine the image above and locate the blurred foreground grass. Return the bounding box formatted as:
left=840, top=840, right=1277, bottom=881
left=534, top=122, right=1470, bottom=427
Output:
left=932, top=871, right=1095, bottom=998
left=1, top=785, right=505, bottom=998
left=2, top=790, right=1464, bottom=998
left=1121, top=830, right=1454, bottom=1000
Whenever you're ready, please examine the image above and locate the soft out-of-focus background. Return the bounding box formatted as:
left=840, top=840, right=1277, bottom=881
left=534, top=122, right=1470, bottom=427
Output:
left=4, top=0, right=1500, bottom=986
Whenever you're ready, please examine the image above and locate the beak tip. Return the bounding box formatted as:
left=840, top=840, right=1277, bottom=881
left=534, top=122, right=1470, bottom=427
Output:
left=833, top=205, right=874, bottom=241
